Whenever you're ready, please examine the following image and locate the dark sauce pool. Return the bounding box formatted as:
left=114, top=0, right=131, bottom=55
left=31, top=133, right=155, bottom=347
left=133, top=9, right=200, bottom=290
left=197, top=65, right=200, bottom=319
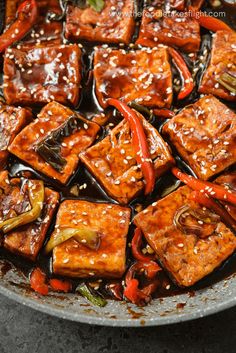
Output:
left=0, top=0, right=235, bottom=304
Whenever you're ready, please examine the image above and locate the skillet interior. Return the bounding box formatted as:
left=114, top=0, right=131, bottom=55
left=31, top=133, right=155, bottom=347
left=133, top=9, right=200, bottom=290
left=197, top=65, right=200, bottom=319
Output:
left=0, top=0, right=235, bottom=326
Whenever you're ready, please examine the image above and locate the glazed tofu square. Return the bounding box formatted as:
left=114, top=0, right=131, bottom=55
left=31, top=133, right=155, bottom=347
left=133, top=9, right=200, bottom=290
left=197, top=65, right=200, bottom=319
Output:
left=136, top=7, right=200, bottom=53
left=3, top=44, right=81, bottom=106
left=0, top=103, right=32, bottom=168
left=52, top=200, right=131, bottom=278
left=80, top=113, right=174, bottom=204
left=199, top=30, right=236, bottom=101
left=134, top=186, right=236, bottom=287
left=0, top=172, right=59, bottom=261
left=163, top=95, right=236, bottom=180
left=94, top=47, right=173, bottom=108
left=9, top=102, right=100, bottom=184
left=19, top=22, right=63, bottom=48
left=65, top=0, right=135, bottom=44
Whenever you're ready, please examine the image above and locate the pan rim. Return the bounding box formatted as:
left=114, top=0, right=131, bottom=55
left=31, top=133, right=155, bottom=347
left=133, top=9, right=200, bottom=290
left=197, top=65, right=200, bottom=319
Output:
left=0, top=281, right=235, bottom=327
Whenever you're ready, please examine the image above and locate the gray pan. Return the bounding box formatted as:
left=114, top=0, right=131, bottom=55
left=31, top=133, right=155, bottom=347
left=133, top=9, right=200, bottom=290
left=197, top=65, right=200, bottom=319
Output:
left=0, top=258, right=235, bottom=327
left=0, top=0, right=235, bottom=327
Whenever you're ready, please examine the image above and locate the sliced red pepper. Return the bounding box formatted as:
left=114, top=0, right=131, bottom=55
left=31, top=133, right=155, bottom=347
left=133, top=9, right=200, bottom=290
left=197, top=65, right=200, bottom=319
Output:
left=131, top=228, right=155, bottom=262
left=153, top=109, right=175, bottom=119
left=49, top=279, right=72, bottom=293
left=0, top=0, right=38, bottom=53
left=106, top=282, right=123, bottom=301
left=107, top=98, right=155, bottom=195
left=30, top=267, right=49, bottom=296
left=124, top=279, right=146, bottom=305
left=124, top=261, right=161, bottom=306
left=168, top=47, right=194, bottom=100
left=172, top=167, right=236, bottom=205
left=191, top=11, right=233, bottom=32
left=190, top=191, right=236, bottom=232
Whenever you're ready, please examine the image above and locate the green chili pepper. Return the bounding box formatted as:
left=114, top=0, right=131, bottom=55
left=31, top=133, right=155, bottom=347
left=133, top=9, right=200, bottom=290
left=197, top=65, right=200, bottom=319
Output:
left=0, top=180, right=44, bottom=234
left=87, top=0, right=105, bottom=12
left=45, top=228, right=100, bottom=253
left=77, top=283, right=107, bottom=307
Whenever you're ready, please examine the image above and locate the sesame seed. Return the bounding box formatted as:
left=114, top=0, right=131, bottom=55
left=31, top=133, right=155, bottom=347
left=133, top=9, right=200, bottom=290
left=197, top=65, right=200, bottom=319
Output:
left=178, top=243, right=184, bottom=248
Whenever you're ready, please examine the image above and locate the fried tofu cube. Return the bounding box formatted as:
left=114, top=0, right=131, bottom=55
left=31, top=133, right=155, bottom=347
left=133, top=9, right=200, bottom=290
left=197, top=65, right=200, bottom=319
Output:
left=134, top=186, right=236, bottom=287
left=94, top=46, right=173, bottom=108
left=51, top=200, right=131, bottom=278
left=0, top=171, right=59, bottom=261
left=163, top=95, right=236, bottom=180
left=80, top=112, right=174, bottom=204
left=65, top=0, right=135, bottom=44
left=136, top=7, right=200, bottom=53
left=3, top=44, right=81, bottom=106
left=199, top=31, right=236, bottom=101
left=0, top=103, right=32, bottom=168
left=4, top=188, right=59, bottom=261
left=9, top=102, right=100, bottom=184
left=20, top=22, right=63, bottom=48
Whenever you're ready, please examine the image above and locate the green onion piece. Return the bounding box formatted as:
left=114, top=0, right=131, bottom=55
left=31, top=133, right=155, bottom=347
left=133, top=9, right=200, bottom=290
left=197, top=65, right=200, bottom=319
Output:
left=0, top=180, right=44, bottom=234
left=221, top=72, right=236, bottom=86
left=45, top=228, right=100, bottom=254
left=77, top=283, right=107, bottom=307
left=87, top=0, right=104, bottom=12
left=217, top=72, right=236, bottom=94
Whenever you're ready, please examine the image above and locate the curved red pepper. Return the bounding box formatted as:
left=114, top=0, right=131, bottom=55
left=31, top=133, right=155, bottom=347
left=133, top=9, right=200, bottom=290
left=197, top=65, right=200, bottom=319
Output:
left=49, top=279, right=72, bottom=293
left=191, top=11, right=233, bottom=32
left=153, top=109, right=175, bottom=119
left=172, top=167, right=236, bottom=205
left=107, top=98, right=155, bottom=195
left=30, top=267, right=49, bottom=296
left=0, top=0, right=38, bottom=53
left=124, top=261, right=161, bottom=306
left=168, top=47, right=194, bottom=100
left=131, top=228, right=155, bottom=262
left=106, top=282, right=123, bottom=300
left=190, top=191, right=236, bottom=232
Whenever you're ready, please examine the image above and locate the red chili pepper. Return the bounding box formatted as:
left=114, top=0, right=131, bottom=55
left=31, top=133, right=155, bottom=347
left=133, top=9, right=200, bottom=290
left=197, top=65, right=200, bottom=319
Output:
left=131, top=228, right=155, bottom=262
left=49, top=279, right=72, bottom=293
left=191, top=11, right=233, bottom=32
left=172, top=167, right=236, bottom=205
left=190, top=191, right=236, bottom=232
left=30, top=267, right=49, bottom=296
left=153, top=109, right=175, bottom=119
left=106, top=282, right=123, bottom=301
left=124, top=261, right=161, bottom=306
left=107, top=98, right=155, bottom=195
left=168, top=47, right=194, bottom=100
left=0, top=0, right=38, bottom=53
